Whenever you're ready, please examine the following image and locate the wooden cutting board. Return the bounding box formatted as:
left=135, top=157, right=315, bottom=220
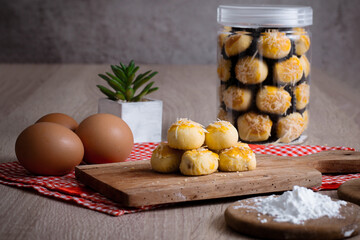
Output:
left=225, top=196, right=360, bottom=240
left=338, top=179, right=360, bottom=206
left=75, top=150, right=360, bottom=207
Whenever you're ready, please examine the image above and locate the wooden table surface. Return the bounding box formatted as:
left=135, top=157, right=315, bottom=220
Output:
left=0, top=64, right=359, bottom=240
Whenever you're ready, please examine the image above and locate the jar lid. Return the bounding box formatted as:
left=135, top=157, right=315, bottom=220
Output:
left=217, top=5, right=313, bottom=27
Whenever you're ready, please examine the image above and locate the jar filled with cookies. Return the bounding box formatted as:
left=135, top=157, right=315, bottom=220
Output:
left=217, top=5, right=313, bottom=144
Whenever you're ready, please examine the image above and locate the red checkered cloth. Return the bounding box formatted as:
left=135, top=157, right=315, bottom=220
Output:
left=0, top=143, right=357, bottom=216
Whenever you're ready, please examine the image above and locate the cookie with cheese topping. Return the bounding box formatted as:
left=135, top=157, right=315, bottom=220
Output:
left=224, top=32, right=253, bottom=57
left=302, top=110, right=309, bottom=130
left=217, top=108, right=235, bottom=126
left=235, top=56, right=268, bottom=84
left=151, top=143, right=183, bottom=173
left=218, top=27, right=231, bottom=49
left=219, top=144, right=256, bottom=172
left=274, top=56, right=303, bottom=85
left=237, top=112, right=273, bottom=142
left=293, top=28, right=311, bottom=56
left=294, top=83, right=310, bottom=110
left=179, top=148, right=219, bottom=176
left=222, top=86, right=252, bottom=111
left=277, top=112, right=305, bottom=143
left=218, top=84, right=226, bottom=104
left=299, top=55, right=310, bottom=78
left=167, top=119, right=206, bottom=150
left=205, top=120, right=238, bottom=151
left=256, top=86, right=292, bottom=115
left=258, top=30, right=292, bottom=59
left=233, top=142, right=251, bottom=149
left=217, top=57, right=232, bottom=82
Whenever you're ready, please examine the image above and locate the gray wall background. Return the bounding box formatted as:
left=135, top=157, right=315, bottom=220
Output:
left=1, top=0, right=359, bottom=89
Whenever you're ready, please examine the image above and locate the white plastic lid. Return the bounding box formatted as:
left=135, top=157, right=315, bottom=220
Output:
left=217, top=5, right=313, bottom=28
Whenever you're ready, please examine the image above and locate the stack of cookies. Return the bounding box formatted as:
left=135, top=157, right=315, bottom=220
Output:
left=151, top=119, right=256, bottom=176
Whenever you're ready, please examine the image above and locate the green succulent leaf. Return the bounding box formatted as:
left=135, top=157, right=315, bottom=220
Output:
left=106, top=72, right=124, bottom=85
left=97, top=85, right=117, bottom=100
left=119, top=62, right=127, bottom=72
left=133, top=71, right=158, bottom=91
left=111, top=65, right=127, bottom=84
left=108, top=79, right=126, bottom=94
left=115, top=91, right=125, bottom=100
left=125, top=88, right=134, bottom=101
left=98, top=74, right=111, bottom=82
left=126, top=60, right=135, bottom=75
left=127, top=66, right=139, bottom=83
left=98, top=61, right=159, bottom=102
left=147, top=87, right=159, bottom=95
left=105, top=72, right=117, bottom=80
left=132, top=82, right=154, bottom=101
left=129, top=60, right=135, bottom=67
left=133, top=70, right=151, bottom=85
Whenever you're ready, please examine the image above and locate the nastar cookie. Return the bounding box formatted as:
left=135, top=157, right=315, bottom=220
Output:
left=179, top=148, right=219, bottom=176
left=274, top=56, right=303, bottom=85
left=277, top=112, right=305, bottom=143
left=222, top=86, right=252, bottom=111
left=256, top=86, right=292, bottom=114
left=219, top=144, right=256, bottom=172
left=224, top=33, right=253, bottom=57
left=258, top=30, right=292, bottom=59
left=167, top=119, right=206, bottom=150
left=235, top=56, right=268, bottom=84
left=237, top=112, right=273, bottom=142
left=205, top=120, right=238, bottom=151
left=151, top=143, right=183, bottom=173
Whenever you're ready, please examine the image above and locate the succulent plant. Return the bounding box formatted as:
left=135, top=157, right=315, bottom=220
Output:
left=97, top=60, right=158, bottom=102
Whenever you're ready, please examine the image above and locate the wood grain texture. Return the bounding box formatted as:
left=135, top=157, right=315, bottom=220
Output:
left=75, top=160, right=321, bottom=207
left=0, top=64, right=360, bottom=240
left=257, top=150, right=360, bottom=173
left=225, top=197, right=360, bottom=240
left=338, top=179, right=360, bottom=206
left=75, top=150, right=360, bottom=206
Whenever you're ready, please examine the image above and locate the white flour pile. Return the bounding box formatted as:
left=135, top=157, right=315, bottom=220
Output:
left=234, top=186, right=347, bottom=224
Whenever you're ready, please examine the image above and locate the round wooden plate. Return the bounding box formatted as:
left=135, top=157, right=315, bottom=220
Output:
left=338, top=179, right=360, bottom=206
left=225, top=196, right=360, bottom=240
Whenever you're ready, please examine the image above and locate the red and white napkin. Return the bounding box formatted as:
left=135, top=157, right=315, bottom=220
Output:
left=0, top=143, right=358, bottom=216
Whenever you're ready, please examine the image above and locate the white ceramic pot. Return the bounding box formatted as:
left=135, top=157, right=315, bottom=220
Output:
left=98, top=98, right=162, bottom=143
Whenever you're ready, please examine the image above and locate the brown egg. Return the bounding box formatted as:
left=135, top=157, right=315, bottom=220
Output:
left=36, top=113, right=78, bottom=131
left=15, top=122, right=84, bottom=175
left=75, top=113, right=134, bottom=164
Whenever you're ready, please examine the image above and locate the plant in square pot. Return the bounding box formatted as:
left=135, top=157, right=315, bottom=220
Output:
left=97, top=60, right=162, bottom=143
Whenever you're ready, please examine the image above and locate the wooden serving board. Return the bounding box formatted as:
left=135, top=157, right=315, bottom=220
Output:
left=225, top=196, right=360, bottom=240
left=75, top=150, right=360, bottom=207
left=338, top=179, right=360, bottom=206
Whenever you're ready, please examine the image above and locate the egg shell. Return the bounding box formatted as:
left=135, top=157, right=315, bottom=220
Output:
left=75, top=113, right=134, bottom=164
left=15, top=122, right=84, bottom=175
left=36, top=113, right=78, bottom=131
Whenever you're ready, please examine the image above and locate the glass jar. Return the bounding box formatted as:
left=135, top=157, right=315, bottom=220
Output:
left=217, top=5, right=313, bottom=144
